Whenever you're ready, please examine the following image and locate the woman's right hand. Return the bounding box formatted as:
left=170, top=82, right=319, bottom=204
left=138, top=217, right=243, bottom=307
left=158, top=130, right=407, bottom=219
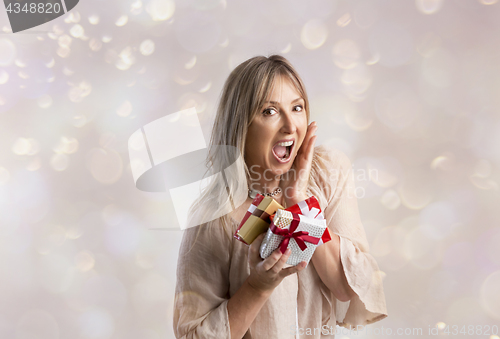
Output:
left=246, top=232, right=307, bottom=294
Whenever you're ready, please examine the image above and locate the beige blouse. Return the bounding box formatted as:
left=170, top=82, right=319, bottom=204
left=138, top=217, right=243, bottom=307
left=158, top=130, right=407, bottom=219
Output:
left=173, top=145, right=388, bottom=338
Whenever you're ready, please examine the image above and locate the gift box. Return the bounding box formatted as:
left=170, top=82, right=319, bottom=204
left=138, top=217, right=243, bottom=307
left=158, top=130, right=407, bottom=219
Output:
left=234, top=194, right=284, bottom=245
left=259, top=209, right=327, bottom=266
left=270, top=196, right=332, bottom=245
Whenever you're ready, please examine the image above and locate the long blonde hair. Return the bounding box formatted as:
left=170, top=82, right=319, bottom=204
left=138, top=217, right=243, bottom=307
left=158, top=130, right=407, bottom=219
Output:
left=187, top=54, right=329, bottom=248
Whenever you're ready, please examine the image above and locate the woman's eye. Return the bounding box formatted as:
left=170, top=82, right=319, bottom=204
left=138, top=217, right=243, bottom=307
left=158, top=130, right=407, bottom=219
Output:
left=262, top=105, right=303, bottom=116
left=263, top=108, right=278, bottom=116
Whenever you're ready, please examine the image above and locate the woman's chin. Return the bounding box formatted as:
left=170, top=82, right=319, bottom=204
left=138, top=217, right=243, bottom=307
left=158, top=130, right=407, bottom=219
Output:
left=271, top=162, right=293, bottom=176
left=258, top=156, right=295, bottom=178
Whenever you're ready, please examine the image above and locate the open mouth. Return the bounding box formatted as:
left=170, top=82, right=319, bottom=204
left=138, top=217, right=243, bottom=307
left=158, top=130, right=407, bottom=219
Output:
left=272, top=139, right=294, bottom=163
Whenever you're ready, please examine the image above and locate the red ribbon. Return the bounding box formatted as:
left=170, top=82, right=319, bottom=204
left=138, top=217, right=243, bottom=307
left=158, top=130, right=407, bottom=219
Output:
left=269, top=214, right=320, bottom=254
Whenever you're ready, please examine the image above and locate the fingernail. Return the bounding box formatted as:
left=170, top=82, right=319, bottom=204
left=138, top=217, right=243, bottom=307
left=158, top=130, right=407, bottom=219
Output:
left=285, top=248, right=291, bottom=255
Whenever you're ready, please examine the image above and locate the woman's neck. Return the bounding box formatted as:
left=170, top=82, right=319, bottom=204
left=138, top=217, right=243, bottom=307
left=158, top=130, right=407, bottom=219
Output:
left=247, top=177, right=285, bottom=206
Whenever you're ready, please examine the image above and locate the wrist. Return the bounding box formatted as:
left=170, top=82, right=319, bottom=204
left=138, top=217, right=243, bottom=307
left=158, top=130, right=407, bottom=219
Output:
left=245, top=278, right=273, bottom=298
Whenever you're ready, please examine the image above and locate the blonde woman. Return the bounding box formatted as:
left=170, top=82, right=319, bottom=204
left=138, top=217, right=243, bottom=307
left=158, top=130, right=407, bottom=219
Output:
left=173, top=55, right=388, bottom=339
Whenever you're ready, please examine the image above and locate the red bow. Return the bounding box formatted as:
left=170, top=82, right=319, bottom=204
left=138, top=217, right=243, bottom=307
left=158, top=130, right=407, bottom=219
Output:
left=269, top=215, right=320, bottom=254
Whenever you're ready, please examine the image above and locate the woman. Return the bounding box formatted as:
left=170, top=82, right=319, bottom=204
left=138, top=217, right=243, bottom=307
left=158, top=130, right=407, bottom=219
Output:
left=173, top=55, right=388, bottom=339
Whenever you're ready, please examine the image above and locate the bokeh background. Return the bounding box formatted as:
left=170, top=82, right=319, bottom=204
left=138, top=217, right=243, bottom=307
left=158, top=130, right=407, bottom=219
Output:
left=1, top=0, right=500, bottom=338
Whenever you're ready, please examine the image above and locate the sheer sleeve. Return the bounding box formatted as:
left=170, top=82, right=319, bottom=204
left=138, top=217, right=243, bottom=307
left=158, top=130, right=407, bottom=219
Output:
left=173, top=221, right=232, bottom=338
left=317, top=145, right=388, bottom=329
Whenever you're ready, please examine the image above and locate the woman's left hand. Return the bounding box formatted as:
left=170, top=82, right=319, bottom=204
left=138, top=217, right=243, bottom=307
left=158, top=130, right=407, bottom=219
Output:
left=280, top=121, right=317, bottom=207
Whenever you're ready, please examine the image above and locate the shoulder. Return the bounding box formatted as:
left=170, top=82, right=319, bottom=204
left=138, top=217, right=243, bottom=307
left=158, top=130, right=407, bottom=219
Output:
left=312, top=144, right=353, bottom=179
left=178, top=218, right=233, bottom=262
left=313, top=144, right=352, bottom=167
left=309, top=145, right=354, bottom=207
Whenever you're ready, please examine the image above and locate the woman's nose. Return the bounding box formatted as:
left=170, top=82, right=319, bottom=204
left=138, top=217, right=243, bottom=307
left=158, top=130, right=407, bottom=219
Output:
left=280, top=112, right=297, bottom=135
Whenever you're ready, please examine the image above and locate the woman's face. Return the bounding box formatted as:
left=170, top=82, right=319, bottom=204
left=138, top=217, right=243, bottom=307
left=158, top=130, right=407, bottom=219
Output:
left=245, top=75, right=308, bottom=178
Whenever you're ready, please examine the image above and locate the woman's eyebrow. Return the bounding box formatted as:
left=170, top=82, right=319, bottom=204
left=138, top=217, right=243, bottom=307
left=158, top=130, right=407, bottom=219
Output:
left=265, top=97, right=304, bottom=105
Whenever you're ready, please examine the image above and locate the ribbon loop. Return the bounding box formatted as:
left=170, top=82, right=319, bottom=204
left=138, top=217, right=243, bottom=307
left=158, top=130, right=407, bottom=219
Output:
left=270, top=213, right=321, bottom=254
left=298, top=200, right=321, bottom=218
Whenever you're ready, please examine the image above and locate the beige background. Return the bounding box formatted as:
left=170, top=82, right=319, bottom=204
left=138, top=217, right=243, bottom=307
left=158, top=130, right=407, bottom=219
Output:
left=0, top=0, right=499, bottom=338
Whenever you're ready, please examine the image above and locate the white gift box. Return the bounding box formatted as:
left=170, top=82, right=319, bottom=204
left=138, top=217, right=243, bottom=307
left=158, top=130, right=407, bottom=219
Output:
left=259, top=209, right=327, bottom=266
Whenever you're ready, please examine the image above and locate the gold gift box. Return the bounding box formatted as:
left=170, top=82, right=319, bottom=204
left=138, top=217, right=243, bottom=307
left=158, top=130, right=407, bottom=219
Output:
left=234, top=195, right=284, bottom=245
